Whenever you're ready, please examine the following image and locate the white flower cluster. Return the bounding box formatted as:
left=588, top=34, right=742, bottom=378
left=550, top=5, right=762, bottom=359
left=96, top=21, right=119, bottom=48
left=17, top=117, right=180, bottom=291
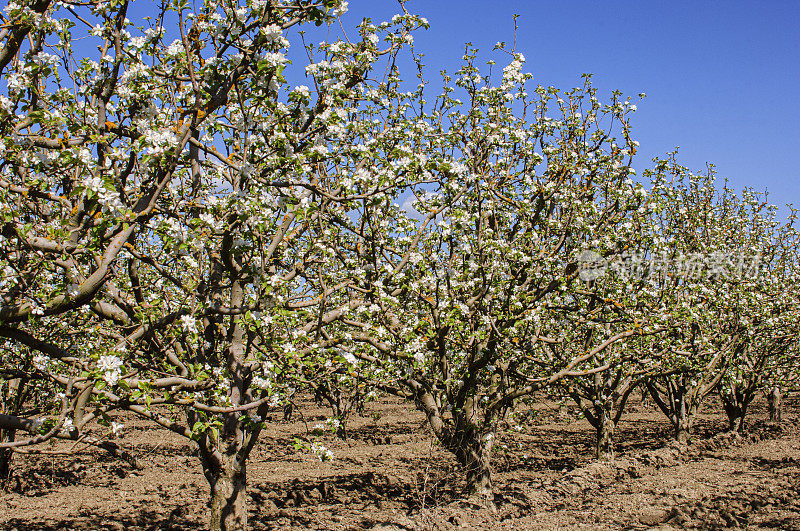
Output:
left=31, top=52, right=60, bottom=67
left=29, top=300, right=45, bottom=316
left=251, top=374, right=272, bottom=390
left=310, top=442, right=334, bottom=461
left=260, top=24, right=284, bottom=44
left=165, top=39, right=184, bottom=58
left=0, top=95, right=13, bottom=115
left=60, top=417, right=74, bottom=434
left=33, top=354, right=50, bottom=371
left=261, top=52, right=287, bottom=67
left=111, top=421, right=124, bottom=437
left=306, top=60, right=331, bottom=76
left=0, top=265, right=16, bottom=292
left=199, top=212, right=222, bottom=231
left=330, top=1, right=348, bottom=17
left=80, top=173, right=124, bottom=215
left=128, top=36, right=146, bottom=50
left=293, top=85, right=310, bottom=98
left=502, top=53, right=526, bottom=85
left=309, top=144, right=329, bottom=157
left=180, top=314, right=198, bottom=334
left=97, top=354, right=123, bottom=386
left=142, top=127, right=178, bottom=156
left=311, top=417, right=341, bottom=435
left=6, top=71, right=26, bottom=94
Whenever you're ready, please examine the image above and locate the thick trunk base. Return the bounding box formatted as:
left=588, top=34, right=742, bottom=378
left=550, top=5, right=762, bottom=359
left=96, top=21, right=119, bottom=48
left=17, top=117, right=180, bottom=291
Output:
left=465, top=466, right=495, bottom=511
left=721, top=388, right=753, bottom=435
left=0, top=448, right=12, bottom=485
left=0, top=429, right=14, bottom=486
left=208, top=461, right=247, bottom=531
left=727, top=414, right=745, bottom=434
left=767, top=387, right=782, bottom=424
left=676, top=425, right=690, bottom=445
left=455, top=433, right=496, bottom=511
left=674, top=402, right=694, bottom=445
left=596, top=419, right=615, bottom=462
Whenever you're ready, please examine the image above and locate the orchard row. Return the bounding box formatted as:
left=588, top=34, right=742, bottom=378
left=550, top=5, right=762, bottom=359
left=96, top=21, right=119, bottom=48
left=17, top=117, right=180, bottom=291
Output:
left=0, top=1, right=796, bottom=529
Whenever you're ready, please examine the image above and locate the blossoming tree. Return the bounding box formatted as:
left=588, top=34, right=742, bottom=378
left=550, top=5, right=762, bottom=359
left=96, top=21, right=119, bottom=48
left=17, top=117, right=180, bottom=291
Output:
left=0, top=0, right=429, bottom=528
left=555, top=271, right=670, bottom=462
left=337, top=45, right=651, bottom=504
left=641, top=160, right=773, bottom=443
left=716, top=199, right=799, bottom=432
left=2, top=0, right=795, bottom=526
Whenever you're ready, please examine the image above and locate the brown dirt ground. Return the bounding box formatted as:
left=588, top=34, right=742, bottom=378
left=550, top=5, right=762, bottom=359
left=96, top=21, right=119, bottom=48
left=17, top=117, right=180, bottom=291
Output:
left=1, top=392, right=798, bottom=530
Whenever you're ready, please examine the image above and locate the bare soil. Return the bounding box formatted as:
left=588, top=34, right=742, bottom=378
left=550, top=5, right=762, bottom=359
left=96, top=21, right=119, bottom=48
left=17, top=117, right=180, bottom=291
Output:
left=1, top=393, right=798, bottom=530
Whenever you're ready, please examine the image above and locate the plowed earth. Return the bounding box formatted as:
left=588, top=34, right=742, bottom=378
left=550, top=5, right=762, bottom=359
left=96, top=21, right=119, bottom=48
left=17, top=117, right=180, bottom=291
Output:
left=1, top=394, right=798, bottom=530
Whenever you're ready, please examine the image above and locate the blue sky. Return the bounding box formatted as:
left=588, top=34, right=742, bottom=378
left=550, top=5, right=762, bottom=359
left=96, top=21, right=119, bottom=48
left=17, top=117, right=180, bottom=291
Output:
left=342, top=1, right=800, bottom=212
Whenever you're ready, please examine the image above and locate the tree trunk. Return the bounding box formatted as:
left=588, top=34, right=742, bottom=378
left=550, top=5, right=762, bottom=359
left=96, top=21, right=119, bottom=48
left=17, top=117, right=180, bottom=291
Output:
left=208, top=453, right=247, bottom=531
left=676, top=422, right=689, bottom=444
left=595, top=404, right=615, bottom=462
left=674, top=396, right=692, bottom=444
left=405, top=378, right=500, bottom=509
left=727, top=409, right=745, bottom=433
left=726, top=409, right=744, bottom=433
left=1, top=377, right=23, bottom=486
left=721, top=393, right=744, bottom=433
left=767, top=386, right=782, bottom=423
left=0, top=432, right=13, bottom=485
left=454, top=431, right=495, bottom=509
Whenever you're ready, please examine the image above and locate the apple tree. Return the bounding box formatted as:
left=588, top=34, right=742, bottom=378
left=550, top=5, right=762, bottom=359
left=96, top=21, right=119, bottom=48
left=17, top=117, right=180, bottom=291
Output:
left=0, top=0, right=429, bottom=528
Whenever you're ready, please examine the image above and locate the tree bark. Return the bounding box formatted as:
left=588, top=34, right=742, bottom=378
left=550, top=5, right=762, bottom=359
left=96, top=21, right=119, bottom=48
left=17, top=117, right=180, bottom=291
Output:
left=405, top=377, right=503, bottom=509
left=676, top=423, right=689, bottom=444
left=721, top=389, right=749, bottom=433
left=207, top=452, right=247, bottom=531
left=726, top=409, right=745, bottom=433
left=453, top=430, right=495, bottom=509
left=674, top=394, right=693, bottom=444
left=595, top=404, right=615, bottom=462
left=0, top=429, right=13, bottom=483
left=767, top=386, right=782, bottom=423
left=647, top=379, right=697, bottom=444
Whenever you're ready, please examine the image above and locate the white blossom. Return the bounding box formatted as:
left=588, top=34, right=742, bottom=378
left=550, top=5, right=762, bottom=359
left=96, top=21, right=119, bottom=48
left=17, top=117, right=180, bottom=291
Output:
left=98, top=354, right=124, bottom=386
left=180, top=315, right=198, bottom=334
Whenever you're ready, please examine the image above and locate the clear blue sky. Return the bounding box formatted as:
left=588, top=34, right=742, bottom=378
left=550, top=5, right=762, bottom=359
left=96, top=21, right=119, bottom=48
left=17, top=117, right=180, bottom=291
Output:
left=342, top=1, right=800, bottom=211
